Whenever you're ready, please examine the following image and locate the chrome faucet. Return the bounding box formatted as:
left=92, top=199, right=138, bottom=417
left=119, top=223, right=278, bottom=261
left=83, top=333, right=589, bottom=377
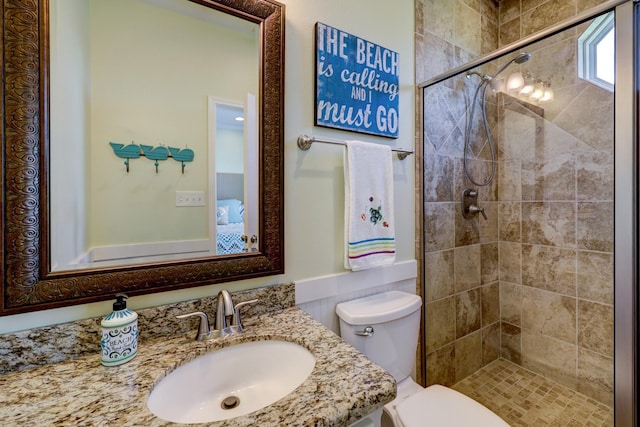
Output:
left=176, top=289, right=260, bottom=340
left=215, top=289, right=235, bottom=331
left=176, top=311, right=216, bottom=341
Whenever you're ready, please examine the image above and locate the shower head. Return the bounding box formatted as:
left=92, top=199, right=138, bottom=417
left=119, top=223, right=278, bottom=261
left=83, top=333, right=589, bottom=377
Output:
left=491, top=52, right=531, bottom=79
left=513, top=52, right=532, bottom=64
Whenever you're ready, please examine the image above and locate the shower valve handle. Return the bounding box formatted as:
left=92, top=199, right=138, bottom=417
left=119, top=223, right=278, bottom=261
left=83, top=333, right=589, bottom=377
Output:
left=468, top=205, right=488, bottom=220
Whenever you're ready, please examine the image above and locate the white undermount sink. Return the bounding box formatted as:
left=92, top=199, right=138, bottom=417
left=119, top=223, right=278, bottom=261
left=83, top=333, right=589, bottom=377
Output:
left=147, top=340, right=316, bottom=423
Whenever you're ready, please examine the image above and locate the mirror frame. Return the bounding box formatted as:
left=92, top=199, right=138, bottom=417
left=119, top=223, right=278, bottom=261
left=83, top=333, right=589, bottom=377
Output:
left=0, top=0, right=285, bottom=315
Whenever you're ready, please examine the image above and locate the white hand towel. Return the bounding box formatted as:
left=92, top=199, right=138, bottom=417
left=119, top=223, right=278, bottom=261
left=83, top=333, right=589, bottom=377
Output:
left=344, top=140, right=395, bottom=271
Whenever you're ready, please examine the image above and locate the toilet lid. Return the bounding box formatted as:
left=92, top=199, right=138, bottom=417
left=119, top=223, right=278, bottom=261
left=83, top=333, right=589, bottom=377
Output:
left=396, top=385, right=510, bottom=427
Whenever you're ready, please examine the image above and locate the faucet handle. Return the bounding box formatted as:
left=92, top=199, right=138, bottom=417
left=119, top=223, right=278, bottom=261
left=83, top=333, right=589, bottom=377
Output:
left=231, top=299, right=260, bottom=332
left=176, top=311, right=216, bottom=341
left=468, top=205, right=488, bottom=220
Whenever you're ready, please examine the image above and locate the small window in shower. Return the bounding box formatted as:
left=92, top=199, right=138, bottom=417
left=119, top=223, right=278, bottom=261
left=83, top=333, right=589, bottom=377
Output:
left=578, top=11, right=614, bottom=91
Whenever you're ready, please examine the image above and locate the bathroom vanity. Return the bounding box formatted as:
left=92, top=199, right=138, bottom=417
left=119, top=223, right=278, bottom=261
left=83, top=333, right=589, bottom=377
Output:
left=0, top=305, right=395, bottom=426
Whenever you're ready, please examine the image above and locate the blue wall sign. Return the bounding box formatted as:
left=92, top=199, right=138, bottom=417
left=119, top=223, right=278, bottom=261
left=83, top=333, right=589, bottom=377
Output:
left=315, top=22, right=399, bottom=138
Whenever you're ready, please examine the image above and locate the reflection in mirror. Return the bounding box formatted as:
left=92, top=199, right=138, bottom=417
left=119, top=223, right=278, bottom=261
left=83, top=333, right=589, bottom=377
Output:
left=0, top=0, right=283, bottom=315
left=211, top=101, right=259, bottom=255
left=49, top=0, right=260, bottom=271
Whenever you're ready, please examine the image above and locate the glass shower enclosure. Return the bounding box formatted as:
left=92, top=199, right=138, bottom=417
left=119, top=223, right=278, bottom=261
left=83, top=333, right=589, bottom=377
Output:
left=418, top=0, right=636, bottom=425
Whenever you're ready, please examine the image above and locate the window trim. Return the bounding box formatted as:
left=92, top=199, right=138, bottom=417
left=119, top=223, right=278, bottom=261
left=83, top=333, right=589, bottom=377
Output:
left=577, top=11, right=615, bottom=92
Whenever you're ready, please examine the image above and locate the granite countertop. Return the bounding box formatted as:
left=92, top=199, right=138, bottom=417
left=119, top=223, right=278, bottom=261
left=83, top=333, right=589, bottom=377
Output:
left=0, top=307, right=396, bottom=426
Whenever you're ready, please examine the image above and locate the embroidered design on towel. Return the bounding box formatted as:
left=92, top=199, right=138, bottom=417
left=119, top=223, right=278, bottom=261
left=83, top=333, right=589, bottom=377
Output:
left=361, top=196, right=390, bottom=227
left=349, top=195, right=395, bottom=260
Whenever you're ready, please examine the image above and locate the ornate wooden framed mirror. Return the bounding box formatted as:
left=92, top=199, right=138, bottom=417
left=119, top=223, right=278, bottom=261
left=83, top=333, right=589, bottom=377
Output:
left=0, top=0, right=284, bottom=315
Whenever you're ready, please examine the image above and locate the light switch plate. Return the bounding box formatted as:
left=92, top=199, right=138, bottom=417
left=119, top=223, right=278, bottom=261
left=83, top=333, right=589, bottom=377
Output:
left=176, top=191, right=205, bottom=207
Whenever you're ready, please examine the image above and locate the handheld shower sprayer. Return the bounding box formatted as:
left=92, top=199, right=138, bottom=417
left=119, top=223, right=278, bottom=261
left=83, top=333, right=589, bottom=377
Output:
left=463, top=52, right=531, bottom=187
left=491, top=52, right=531, bottom=79
left=465, top=52, right=531, bottom=82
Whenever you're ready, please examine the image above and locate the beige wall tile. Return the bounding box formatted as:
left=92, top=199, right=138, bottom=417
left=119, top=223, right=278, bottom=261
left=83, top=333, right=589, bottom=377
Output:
left=498, top=160, right=522, bottom=201
left=521, top=0, right=544, bottom=14
left=499, top=17, right=520, bottom=46
left=424, top=202, right=456, bottom=251
left=417, top=32, right=455, bottom=82
left=522, top=287, right=576, bottom=343
left=455, top=203, right=481, bottom=246
left=522, top=244, right=576, bottom=296
left=482, top=282, right=500, bottom=326
left=482, top=323, right=501, bottom=364
left=553, top=86, right=614, bottom=151
left=499, top=0, right=521, bottom=24
left=415, top=0, right=425, bottom=34
left=528, top=37, right=579, bottom=90
left=424, top=154, right=454, bottom=202
left=455, top=330, right=483, bottom=381
left=454, top=245, right=481, bottom=292
left=576, top=202, right=613, bottom=252
left=578, top=299, right=613, bottom=357
left=426, top=297, right=456, bottom=351
left=455, top=1, right=482, bottom=54
left=423, top=86, right=459, bottom=153
left=423, top=0, right=455, bottom=41
left=577, top=151, right=614, bottom=202
left=456, top=288, right=482, bottom=337
left=521, top=155, right=576, bottom=201
left=499, top=241, right=521, bottom=284
left=479, top=201, right=498, bottom=243
left=481, top=15, right=499, bottom=54
left=521, top=201, right=576, bottom=247
left=425, top=250, right=455, bottom=302
left=577, top=348, right=614, bottom=406
left=521, top=0, right=576, bottom=37
left=577, top=251, right=613, bottom=305
left=522, top=330, right=577, bottom=389
left=462, top=0, right=481, bottom=13
left=481, top=242, right=499, bottom=284
left=426, top=343, right=456, bottom=386
left=499, top=201, right=521, bottom=242
left=577, top=0, right=609, bottom=13
left=501, top=322, right=522, bottom=363
left=500, top=281, right=522, bottom=325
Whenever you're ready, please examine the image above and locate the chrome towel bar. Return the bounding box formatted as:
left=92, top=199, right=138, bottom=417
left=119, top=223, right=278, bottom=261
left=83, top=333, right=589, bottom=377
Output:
left=297, top=134, right=414, bottom=160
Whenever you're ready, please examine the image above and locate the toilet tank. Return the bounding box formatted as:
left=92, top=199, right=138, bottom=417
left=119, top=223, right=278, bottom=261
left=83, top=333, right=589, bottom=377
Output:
left=336, top=291, right=422, bottom=382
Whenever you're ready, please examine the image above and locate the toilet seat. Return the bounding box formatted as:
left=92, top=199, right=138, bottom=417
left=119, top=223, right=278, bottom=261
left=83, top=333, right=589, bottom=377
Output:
left=394, top=385, right=510, bottom=427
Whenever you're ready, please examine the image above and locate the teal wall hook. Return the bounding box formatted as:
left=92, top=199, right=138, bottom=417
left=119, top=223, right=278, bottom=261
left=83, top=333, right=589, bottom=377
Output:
left=140, top=145, right=169, bottom=173
left=109, top=142, right=195, bottom=174
left=168, top=146, right=195, bottom=174
left=109, top=141, right=141, bottom=173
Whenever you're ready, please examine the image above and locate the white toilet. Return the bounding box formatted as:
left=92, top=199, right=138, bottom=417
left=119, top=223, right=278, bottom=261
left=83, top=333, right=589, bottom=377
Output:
left=336, top=291, right=510, bottom=427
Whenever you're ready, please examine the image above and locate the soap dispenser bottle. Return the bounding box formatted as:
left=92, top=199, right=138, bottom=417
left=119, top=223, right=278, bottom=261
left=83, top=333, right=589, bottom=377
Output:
left=101, top=294, right=138, bottom=366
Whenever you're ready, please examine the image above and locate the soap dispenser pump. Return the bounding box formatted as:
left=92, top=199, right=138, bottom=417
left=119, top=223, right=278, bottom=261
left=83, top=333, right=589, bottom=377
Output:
left=101, top=294, right=138, bottom=366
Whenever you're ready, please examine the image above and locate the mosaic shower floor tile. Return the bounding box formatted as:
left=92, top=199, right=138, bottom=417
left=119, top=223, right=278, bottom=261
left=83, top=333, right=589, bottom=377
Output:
left=452, top=359, right=613, bottom=427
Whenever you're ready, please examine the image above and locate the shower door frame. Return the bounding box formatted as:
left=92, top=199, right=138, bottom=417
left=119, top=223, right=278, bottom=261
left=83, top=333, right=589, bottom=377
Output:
left=613, top=2, right=637, bottom=426
left=417, top=0, right=638, bottom=425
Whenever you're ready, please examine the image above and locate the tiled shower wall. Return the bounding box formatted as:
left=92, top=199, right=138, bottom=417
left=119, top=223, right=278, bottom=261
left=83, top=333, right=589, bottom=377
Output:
left=497, top=24, right=614, bottom=406
left=417, top=0, right=502, bottom=388
left=416, top=0, right=613, bottom=406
